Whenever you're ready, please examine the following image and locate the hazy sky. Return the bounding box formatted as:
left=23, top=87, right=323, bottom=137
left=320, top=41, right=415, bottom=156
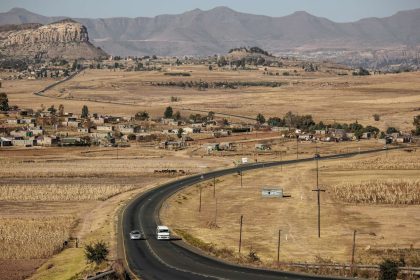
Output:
left=1, top=0, right=420, bottom=22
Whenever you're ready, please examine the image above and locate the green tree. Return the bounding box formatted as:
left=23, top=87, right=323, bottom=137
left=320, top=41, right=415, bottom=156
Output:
left=135, top=111, right=149, bottom=121
left=177, top=128, right=184, bottom=138
left=256, top=113, right=266, bottom=124
left=413, top=115, right=420, bottom=136
left=207, top=111, right=215, bottom=121
left=47, top=105, right=57, bottom=115
left=386, top=127, right=398, bottom=134
left=164, top=106, right=173, bottom=118
left=84, top=241, right=109, bottom=265
left=173, top=111, right=182, bottom=121
left=81, top=105, right=89, bottom=118
left=0, top=92, right=9, bottom=111
left=379, top=259, right=399, bottom=280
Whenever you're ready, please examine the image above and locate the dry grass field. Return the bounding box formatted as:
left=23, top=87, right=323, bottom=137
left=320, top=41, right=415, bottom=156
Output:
left=3, top=65, right=420, bottom=131
left=0, top=146, right=225, bottom=280
left=161, top=149, right=420, bottom=273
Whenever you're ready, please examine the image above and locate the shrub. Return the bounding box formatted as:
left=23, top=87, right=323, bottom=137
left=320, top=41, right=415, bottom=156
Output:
left=379, top=259, right=399, bottom=280
left=84, top=241, right=109, bottom=265
left=373, top=114, right=380, bottom=121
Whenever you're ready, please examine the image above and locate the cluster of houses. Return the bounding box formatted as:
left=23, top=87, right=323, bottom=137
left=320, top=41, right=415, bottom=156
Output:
left=0, top=110, right=255, bottom=149
left=1, top=108, right=413, bottom=150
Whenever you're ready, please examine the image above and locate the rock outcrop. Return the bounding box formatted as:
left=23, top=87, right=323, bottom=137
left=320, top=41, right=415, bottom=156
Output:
left=0, top=19, right=107, bottom=60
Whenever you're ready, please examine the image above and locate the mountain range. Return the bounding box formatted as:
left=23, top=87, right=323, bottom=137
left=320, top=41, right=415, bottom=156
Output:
left=1, top=7, right=420, bottom=57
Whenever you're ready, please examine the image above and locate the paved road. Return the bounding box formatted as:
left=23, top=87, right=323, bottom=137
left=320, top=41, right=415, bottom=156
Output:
left=122, top=147, right=399, bottom=280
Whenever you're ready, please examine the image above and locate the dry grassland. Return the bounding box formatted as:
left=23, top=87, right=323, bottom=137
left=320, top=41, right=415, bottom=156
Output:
left=161, top=149, right=420, bottom=269
left=0, top=146, right=222, bottom=280
left=3, top=66, right=420, bottom=131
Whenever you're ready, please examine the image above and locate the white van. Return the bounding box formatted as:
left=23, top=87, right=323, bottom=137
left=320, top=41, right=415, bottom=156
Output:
left=156, top=225, right=170, bottom=240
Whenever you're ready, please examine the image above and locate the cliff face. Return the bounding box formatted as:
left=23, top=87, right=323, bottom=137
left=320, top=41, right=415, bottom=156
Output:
left=5, top=20, right=89, bottom=45
left=0, top=19, right=107, bottom=60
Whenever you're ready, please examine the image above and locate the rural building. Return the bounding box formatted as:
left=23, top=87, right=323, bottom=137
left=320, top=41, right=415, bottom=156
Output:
left=77, top=127, right=91, bottom=133
left=261, top=188, right=283, bottom=198
left=36, top=136, right=58, bottom=146
left=219, top=142, right=234, bottom=151
left=29, top=127, right=44, bottom=136
left=0, top=137, right=12, bottom=147
left=12, top=138, right=35, bottom=147
left=96, top=126, right=114, bottom=132
left=255, top=143, right=271, bottom=150
left=159, top=141, right=186, bottom=150
left=183, top=127, right=201, bottom=134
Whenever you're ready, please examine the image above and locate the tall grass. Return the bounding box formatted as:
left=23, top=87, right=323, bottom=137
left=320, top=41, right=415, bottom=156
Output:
left=332, top=180, right=420, bottom=204
left=334, top=153, right=420, bottom=170
left=0, top=216, right=74, bottom=259
left=0, top=184, right=137, bottom=201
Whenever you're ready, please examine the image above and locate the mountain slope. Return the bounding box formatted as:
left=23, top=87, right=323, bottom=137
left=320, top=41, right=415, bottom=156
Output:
left=1, top=7, right=420, bottom=56
left=0, top=19, right=108, bottom=60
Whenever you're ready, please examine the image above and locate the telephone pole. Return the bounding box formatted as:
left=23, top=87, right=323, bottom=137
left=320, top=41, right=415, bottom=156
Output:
left=351, top=230, right=357, bottom=275
left=239, top=215, right=243, bottom=253
left=213, top=176, right=216, bottom=198
left=198, top=187, right=202, bottom=212
left=277, top=229, right=281, bottom=264
left=312, top=153, right=325, bottom=238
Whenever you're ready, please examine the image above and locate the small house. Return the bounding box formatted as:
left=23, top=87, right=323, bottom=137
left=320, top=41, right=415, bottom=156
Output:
left=255, top=143, right=271, bottom=150
left=0, top=137, right=12, bottom=147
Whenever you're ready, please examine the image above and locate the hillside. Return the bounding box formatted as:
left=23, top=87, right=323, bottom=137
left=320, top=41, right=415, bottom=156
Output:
left=0, top=7, right=420, bottom=58
left=0, top=19, right=108, bottom=60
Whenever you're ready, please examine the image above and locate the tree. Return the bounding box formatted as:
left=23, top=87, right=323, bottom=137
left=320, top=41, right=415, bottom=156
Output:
left=208, top=65, right=213, bottom=71
left=47, top=105, right=57, bottom=115
left=379, top=259, right=399, bottom=280
left=135, top=111, right=149, bottom=121
left=58, top=104, right=64, bottom=117
left=173, top=111, right=182, bottom=121
left=164, top=106, right=173, bottom=118
left=207, top=111, right=215, bottom=121
left=0, top=92, right=9, bottom=111
left=386, top=127, right=398, bottom=134
left=177, top=128, right=184, bottom=139
left=81, top=105, right=89, bottom=118
left=256, top=113, right=266, bottom=124
left=84, top=241, right=109, bottom=265
left=373, top=114, right=380, bottom=121
left=413, top=115, right=420, bottom=136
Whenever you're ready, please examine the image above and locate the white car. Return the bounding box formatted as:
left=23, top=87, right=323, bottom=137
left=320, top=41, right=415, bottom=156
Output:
left=156, top=225, right=170, bottom=240
left=129, top=230, right=143, bottom=240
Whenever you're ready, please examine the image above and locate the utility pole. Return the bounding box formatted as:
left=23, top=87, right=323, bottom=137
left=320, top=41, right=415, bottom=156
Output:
left=351, top=230, right=357, bottom=275
left=239, top=215, right=243, bottom=253
left=213, top=176, right=216, bottom=198
left=199, top=187, right=202, bottom=212
left=312, top=154, right=325, bottom=238
left=277, top=229, right=281, bottom=264
left=214, top=198, right=218, bottom=225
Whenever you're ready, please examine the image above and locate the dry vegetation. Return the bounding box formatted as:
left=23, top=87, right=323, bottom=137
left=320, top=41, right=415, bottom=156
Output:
left=161, top=149, right=420, bottom=277
left=3, top=66, right=420, bottom=131
left=332, top=180, right=420, bottom=205
left=0, top=146, right=221, bottom=280
left=0, top=217, right=74, bottom=259
left=0, top=184, right=137, bottom=201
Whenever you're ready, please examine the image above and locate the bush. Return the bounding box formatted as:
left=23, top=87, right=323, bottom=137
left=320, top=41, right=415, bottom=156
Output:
left=373, top=114, right=380, bottom=121
left=84, top=241, right=109, bottom=265
left=379, top=259, right=399, bottom=280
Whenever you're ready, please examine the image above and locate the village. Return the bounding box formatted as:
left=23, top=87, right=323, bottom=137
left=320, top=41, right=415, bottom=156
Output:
left=0, top=103, right=414, bottom=155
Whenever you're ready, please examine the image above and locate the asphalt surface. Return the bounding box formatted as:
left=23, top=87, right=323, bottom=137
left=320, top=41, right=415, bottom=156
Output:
left=122, top=147, right=399, bottom=280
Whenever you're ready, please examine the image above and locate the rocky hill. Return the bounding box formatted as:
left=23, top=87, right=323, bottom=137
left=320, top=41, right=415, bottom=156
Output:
left=0, top=19, right=107, bottom=60
left=1, top=7, right=420, bottom=64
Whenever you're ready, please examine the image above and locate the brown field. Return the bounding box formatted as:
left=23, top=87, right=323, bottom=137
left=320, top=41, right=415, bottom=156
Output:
left=161, top=149, right=420, bottom=272
left=0, top=146, right=225, bottom=280
left=3, top=66, right=420, bottom=131
left=1, top=63, right=420, bottom=279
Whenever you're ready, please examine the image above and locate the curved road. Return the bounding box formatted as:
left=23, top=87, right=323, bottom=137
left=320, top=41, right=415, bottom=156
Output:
left=122, top=147, right=399, bottom=280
